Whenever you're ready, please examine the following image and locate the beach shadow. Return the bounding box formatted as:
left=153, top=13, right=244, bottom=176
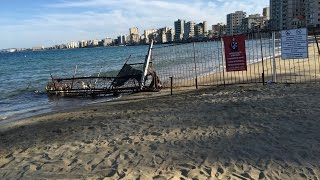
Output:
left=1, top=84, right=320, bottom=179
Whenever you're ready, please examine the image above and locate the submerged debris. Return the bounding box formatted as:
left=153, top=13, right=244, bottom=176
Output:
left=46, top=41, right=161, bottom=97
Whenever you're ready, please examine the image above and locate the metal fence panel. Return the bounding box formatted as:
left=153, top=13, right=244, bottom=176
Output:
left=152, top=29, right=320, bottom=88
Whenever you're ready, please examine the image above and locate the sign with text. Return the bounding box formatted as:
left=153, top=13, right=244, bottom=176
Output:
left=281, top=28, right=308, bottom=59
left=223, top=35, right=247, bottom=72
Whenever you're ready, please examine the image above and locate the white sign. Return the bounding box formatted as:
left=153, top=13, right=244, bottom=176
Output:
left=281, top=28, right=308, bottom=59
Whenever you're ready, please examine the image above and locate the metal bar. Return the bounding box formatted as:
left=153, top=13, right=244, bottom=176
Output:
left=127, top=62, right=144, bottom=66
left=170, top=76, right=173, bottom=95
left=220, top=37, right=226, bottom=86
left=260, top=31, right=265, bottom=85
left=272, top=31, right=277, bottom=83
left=53, top=76, right=131, bottom=81
left=193, top=42, right=198, bottom=89
left=141, top=40, right=154, bottom=88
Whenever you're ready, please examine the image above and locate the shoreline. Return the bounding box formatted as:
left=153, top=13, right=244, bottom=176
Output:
left=1, top=83, right=320, bottom=179
left=0, top=94, right=122, bottom=127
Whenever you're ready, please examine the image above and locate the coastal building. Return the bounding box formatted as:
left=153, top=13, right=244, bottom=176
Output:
left=270, top=0, right=283, bottom=30
left=174, top=19, right=185, bottom=42
left=157, top=27, right=170, bottom=43
left=270, top=0, right=306, bottom=30
left=166, top=29, right=175, bottom=42
left=305, top=0, right=320, bottom=27
left=91, top=40, right=100, bottom=47
left=203, top=21, right=208, bottom=35
left=129, top=27, right=140, bottom=44
left=2, top=48, right=17, bottom=53
left=194, top=21, right=208, bottom=39
left=226, top=11, right=247, bottom=35
left=79, top=40, right=88, bottom=48
left=263, top=7, right=270, bottom=20
left=212, top=23, right=227, bottom=36
left=144, top=29, right=157, bottom=44
left=241, top=14, right=268, bottom=32
left=117, top=35, right=126, bottom=45
left=184, top=21, right=195, bottom=40
left=102, top=38, right=113, bottom=46
left=66, top=41, right=79, bottom=49
left=195, top=23, right=204, bottom=38
left=32, top=46, right=44, bottom=51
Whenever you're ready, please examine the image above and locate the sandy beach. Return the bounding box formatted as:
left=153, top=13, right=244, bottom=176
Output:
left=1, top=83, right=320, bottom=179
left=168, top=43, right=320, bottom=88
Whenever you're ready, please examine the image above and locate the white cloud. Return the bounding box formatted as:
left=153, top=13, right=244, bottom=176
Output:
left=0, top=0, right=269, bottom=49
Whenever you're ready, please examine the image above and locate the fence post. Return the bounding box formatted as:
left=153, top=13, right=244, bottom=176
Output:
left=141, top=40, right=154, bottom=89
left=170, top=76, right=173, bottom=95
left=193, top=42, right=198, bottom=89
left=260, top=31, right=265, bottom=85
left=313, top=27, right=320, bottom=55
left=272, top=31, right=277, bottom=83
left=220, top=38, right=226, bottom=86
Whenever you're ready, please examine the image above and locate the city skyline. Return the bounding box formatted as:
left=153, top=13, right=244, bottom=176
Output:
left=0, top=0, right=269, bottom=49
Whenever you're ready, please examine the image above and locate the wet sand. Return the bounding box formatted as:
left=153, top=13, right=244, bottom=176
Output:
left=1, top=83, right=320, bottom=179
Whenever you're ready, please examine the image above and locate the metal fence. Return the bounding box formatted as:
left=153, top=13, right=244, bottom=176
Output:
left=151, top=29, right=320, bottom=88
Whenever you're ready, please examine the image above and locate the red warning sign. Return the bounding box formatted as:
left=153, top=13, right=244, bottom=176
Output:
left=223, top=35, right=247, bottom=72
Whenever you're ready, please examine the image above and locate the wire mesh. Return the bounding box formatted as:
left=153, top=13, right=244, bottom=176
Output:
left=152, top=28, right=320, bottom=89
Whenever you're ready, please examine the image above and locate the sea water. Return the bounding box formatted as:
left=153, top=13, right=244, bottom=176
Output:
left=0, top=46, right=149, bottom=123
left=0, top=40, right=278, bottom=123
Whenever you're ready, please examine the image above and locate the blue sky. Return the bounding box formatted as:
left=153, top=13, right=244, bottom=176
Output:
left=0, top=0, right=269, bottom=49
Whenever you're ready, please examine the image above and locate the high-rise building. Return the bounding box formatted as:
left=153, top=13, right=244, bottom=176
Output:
left=144, top=29, right=157, bottom=44
left=117, top=35, right=126, bottom=45
left=241, top=14, right=268, bottom=32
left=102, top=38, right=113, bottom=46
left=174, top=19, right=185, bottom=41
left=157, top=27, right=170, bottom=43
left=79, top=40, right=88, bottom=48
left=226, top=11, right=247, bottom=35
left=270, top=0, right=306, bottom=30
left=203, top=21, right=208, bottom=34
left=184, top=21, right=195, bottom=39
left=166, top=29, right=175, bottom=42
left=305, top=0, right=320, bottom=27
left=195, top=23, right=204, bottom=38
left=129, top=27, right=139, bottom=35
left=129, top=27, right=140, bottom=44
left=32, top=46, right=44, bottom=51
left=212, top=23, right=227, bottom=36
left=66, top=41, right=79, bottom=49
left=263, top=7, right=270, bottom=20
left=193, top=21, right=208, bottom=39
left=270, top=0, right=283, bottom=30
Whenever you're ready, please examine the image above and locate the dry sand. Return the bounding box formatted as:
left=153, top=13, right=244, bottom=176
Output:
left=1, top=83, right=320, bottom=179
left=171, top=43, right=320, bottom=88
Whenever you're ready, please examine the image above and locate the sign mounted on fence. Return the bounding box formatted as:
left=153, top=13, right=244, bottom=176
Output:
left=223, top=34, right=247, bottom=72
left=281, top=28, right=308, bottom=59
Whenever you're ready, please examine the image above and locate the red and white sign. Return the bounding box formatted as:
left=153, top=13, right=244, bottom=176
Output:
left=223, top=35, right=247, bottom=72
